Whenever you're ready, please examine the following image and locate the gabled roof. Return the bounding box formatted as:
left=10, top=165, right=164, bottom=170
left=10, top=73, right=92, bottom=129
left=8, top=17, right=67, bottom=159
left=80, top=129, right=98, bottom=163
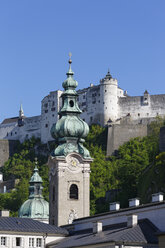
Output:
left=1, top=117, right=19, bottom=124
left=0, top=217, right=68, bottom=236
left=52, top=219, right=158, bottom=247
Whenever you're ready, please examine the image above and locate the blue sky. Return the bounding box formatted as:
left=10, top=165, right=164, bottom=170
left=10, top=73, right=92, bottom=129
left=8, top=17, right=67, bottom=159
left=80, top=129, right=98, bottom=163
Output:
left=0, top=0, right=165, bottom=122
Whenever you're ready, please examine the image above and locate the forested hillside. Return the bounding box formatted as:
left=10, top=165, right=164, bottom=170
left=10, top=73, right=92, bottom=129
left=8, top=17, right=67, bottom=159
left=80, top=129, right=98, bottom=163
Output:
left=1, top=117, right=165, bottom=216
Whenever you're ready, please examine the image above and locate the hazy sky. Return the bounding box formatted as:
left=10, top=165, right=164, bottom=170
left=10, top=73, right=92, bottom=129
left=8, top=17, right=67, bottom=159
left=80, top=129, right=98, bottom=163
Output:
left=0, top=0, right=165, bottom=122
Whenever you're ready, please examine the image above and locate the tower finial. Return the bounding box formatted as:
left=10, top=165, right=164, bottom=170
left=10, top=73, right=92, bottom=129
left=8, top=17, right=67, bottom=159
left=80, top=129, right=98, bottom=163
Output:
left=66, top=52, right=74, bottom=77
left=34, top=157, right=38, bottom=172
left=19, top=103, right=24, bottom=118
left=69, top=52, right=72, bottom=63
left=105, top=69, right=112, bottom=80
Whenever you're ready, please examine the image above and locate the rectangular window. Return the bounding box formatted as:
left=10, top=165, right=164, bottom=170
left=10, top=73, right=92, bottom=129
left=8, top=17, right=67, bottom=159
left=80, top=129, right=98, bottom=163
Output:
left=1, top=237, right=6, bottom=245
left=36, top=238, right=42, bottom=247
left=29, top=238, right=34, bottom=247
left=16, top=237, right=21, bottom=246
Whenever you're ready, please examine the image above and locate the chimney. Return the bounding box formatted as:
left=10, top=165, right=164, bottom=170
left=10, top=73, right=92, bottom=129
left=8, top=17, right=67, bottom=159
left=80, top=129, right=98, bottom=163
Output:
left=152, top=192, right=164, bottom=203
left=129, top=198, right=140, bottom=207
left=0, top=210, right=9, bottom=217
left=93, top=221, right=102, bottom=234
left=109, top=202, right=120, bottom=211
left=127, top=214, right=138, bottom=228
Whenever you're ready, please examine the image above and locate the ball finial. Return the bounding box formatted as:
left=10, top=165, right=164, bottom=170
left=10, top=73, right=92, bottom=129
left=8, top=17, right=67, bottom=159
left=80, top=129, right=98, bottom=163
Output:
left=69, top=52, right=72, bottom=64
left=35, top=157, right=38, bottom=166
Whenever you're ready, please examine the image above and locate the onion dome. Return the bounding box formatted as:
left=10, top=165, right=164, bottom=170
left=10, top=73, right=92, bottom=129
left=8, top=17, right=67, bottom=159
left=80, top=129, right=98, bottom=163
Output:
left=19, top=159, right=49, bottom=222
left=51, top=55, right=90, bottom=158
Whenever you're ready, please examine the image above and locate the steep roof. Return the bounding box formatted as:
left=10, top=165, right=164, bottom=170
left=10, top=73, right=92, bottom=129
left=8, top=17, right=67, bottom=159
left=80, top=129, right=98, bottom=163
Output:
left=1, top=117, right=19, bottom=124
left=0, top=217, right=68, bottom=236
left=52, top=219, right=158, bottom=247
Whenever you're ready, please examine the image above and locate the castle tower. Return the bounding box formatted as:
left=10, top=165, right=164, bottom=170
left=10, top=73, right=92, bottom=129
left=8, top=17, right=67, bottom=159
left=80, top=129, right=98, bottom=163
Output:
left=19, top=159, right=49, bottom=223
left=100, top=70, right=118, bottom=125
left=48, top=56, right=92, bottom=226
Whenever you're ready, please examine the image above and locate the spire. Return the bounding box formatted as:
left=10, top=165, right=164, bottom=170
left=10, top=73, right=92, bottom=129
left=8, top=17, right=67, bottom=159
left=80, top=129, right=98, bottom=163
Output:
left=62, top=53, right=78, bottom=91
left=29, top=158, right=43, bottom=199
left=51, top=55, right=91, bottom=158
left=105, top=69, right=112, bottom=80
left=19, top=103, right=24, bottom=118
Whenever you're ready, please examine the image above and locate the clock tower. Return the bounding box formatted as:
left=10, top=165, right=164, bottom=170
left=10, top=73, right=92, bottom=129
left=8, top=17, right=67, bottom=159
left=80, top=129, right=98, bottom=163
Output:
left=48, top=56, right=92, bottom=226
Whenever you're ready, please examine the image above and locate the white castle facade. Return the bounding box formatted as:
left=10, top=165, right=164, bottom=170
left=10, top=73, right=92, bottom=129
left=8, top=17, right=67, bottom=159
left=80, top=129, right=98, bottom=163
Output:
left=1, top=70, right=165, bottom=144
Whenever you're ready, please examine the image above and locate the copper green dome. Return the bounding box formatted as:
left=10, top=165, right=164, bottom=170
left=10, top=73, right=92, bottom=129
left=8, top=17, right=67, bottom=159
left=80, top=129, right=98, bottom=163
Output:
left=51, top=56, right=90, bottom=158
left=19, top=161, right=49, bottom=221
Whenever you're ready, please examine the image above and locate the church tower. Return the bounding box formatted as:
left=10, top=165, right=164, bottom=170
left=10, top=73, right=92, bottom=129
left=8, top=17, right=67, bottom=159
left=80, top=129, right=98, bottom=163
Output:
left=48, top=55, right=92, bottom=226
left=19, top=158, right=49, bottom=223
left=18, top=104, right=25, bottom=127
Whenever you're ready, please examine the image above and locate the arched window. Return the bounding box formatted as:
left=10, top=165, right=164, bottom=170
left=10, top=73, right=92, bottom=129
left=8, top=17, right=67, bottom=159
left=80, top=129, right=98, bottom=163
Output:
left=70, top=184, right=78, bottom=200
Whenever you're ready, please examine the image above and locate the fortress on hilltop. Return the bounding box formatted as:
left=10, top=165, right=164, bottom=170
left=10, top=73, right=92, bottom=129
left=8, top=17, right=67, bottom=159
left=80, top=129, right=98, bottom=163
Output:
left=1, top=69, right=165, bottom=158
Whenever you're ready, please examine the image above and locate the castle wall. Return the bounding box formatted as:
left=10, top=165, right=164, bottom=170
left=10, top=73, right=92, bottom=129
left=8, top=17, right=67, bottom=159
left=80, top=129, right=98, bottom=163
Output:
left=119, top=94, right=165, bottom=120
left=41, top=90, right=62, bottom=143
left=0, top=140, right=17, bottom=167
left=107, top=123, right=148, bottom=156
left=18, top=116, right=41, bottom=142
left=78, top=85, right=101, bottom=125
left=1, top=74, right=165, bottom=146
left=160, top=126, right=165, bottom=152
left=0, top=122, right=18, bottom=140
left=0, top=116, right=41, bottom=143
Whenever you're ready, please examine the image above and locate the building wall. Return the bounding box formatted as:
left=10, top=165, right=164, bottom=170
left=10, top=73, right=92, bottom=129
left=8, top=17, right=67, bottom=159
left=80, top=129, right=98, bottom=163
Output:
left=0, top=233, right=64, bottom=248
left=119, top=94, right=165, bottom=120
left=71, top=202, right=165, bottom=232
left=41, top=90, right=62, bottom=143
left=0, top=122, right=18, bottom=140
left=49, top=153, right=91, bottom=227
left=0, top=116, right=41, bottom=143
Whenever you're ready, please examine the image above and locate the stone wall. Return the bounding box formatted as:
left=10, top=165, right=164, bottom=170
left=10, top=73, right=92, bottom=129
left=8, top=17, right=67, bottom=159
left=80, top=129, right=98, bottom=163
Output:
left=107, top=123, right=148, bottom=156
left=159, top=126, right=165, bottom=152
left=0, top=140, right=17, bottom=167
left=119, top=94, right=165, bottom=120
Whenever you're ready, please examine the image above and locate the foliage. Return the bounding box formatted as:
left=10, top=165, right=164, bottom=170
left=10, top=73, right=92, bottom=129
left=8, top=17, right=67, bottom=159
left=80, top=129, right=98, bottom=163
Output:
left=1, top=117, right=165, bottom=216
left=1, top=137, right=49, bottom=215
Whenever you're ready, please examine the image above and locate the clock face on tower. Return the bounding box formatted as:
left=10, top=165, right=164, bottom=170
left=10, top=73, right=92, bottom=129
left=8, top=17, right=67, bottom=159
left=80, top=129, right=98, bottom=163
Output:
left=66, top=156, right=80, bottom=171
